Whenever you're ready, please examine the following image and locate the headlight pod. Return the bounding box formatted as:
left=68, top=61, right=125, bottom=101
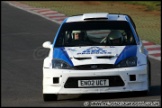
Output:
left=116, top=57, right=137, bottom=68
left=52, top=59, right=73, bottom=69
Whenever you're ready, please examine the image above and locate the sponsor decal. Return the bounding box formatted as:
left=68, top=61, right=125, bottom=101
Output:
left=67, top=48, right=77, bottom=52
left=77, top=47, right=111, bottom=55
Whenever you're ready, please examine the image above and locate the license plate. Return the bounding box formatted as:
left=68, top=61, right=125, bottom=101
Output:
left=78, top=79, right=109, bottom=87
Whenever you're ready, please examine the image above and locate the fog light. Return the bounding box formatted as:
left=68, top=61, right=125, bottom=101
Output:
left=129, top=75, right=136, bottom=81
left=53, top=77, right=59, bottom=84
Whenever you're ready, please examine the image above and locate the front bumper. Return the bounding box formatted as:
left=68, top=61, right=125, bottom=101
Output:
left=43, top=65, right=148, bottom=94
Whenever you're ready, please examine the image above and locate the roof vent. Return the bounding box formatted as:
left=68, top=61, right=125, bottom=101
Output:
left=83, top=13, right=109, bottom=20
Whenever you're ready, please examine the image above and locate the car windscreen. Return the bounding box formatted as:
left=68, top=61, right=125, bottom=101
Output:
left=54, top=21, right=136, bottom=47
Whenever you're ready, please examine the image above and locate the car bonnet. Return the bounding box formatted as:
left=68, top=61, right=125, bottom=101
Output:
left=53, top=46, right=137, bottom=66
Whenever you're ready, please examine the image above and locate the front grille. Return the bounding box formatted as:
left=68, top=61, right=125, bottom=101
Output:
left=74, top=64, right=115, bottom=70
left=64, top=76, right=124, bottom=88
left=74, top=57, right=91, bottom=60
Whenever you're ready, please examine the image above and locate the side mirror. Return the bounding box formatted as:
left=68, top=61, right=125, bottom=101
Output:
left=42, top=41, right=52, bottom=49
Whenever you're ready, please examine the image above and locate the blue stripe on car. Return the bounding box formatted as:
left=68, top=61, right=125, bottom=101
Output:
left=53, top=47, right=74, bottom=66
left=115, top=45, right=137, bottom=64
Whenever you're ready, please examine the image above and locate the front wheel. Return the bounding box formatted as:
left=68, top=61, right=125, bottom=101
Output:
left=43, top=94, right=58, bottom=101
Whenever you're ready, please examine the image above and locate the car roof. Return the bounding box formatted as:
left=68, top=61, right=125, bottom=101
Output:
left=65, top=13, right=128, bottom=23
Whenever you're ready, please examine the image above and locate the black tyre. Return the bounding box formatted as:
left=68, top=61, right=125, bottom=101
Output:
left=43, top=94, right=58, bottom=101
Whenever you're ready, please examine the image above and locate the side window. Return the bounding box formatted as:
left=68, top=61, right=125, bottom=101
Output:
left=120, top=30, right=135, bottom=45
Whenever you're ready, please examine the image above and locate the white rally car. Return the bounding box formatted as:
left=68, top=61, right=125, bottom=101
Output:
left=42, top=13, right=151, bottom=101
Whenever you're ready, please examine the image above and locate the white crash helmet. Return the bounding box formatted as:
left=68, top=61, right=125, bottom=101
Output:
left=108, top=30, right=123, bottom=45
left=72, top=30, right=81, bottom=34
left=72, top=30, right=82, bottom=39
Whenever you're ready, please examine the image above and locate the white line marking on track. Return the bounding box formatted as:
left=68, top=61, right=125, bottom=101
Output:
left=148, top=50, right=161, bottom=54
left=44, top=14, right=65, bottom=17
left=144, top=45, right=161, bottom=49
left=40, top=11, right=58, bottom=14
left=33, top=9, right=52, bottom=12
left=142, top=40, right=149, bottom=43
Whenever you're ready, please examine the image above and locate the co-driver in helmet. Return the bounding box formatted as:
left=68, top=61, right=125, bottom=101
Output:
left=108, top=30, right=123, bottom=45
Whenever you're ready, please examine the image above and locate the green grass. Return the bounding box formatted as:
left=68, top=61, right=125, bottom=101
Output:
left=123, top=1, right=161, bottom=11
left=21, top=1, right=161, bottom=44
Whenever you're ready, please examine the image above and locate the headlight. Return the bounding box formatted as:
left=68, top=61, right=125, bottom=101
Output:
left=116, top=57, right=137, bottom=68
left=52, top=59, right=73, bottom=69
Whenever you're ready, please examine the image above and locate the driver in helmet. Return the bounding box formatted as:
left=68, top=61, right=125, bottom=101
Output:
left=108, top=30, right=123, bottom=45
left=72, top=30, right=82, bottom=40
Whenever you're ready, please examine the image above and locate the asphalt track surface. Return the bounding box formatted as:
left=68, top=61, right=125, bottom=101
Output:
left=1, top=2, right=161, bottom=107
